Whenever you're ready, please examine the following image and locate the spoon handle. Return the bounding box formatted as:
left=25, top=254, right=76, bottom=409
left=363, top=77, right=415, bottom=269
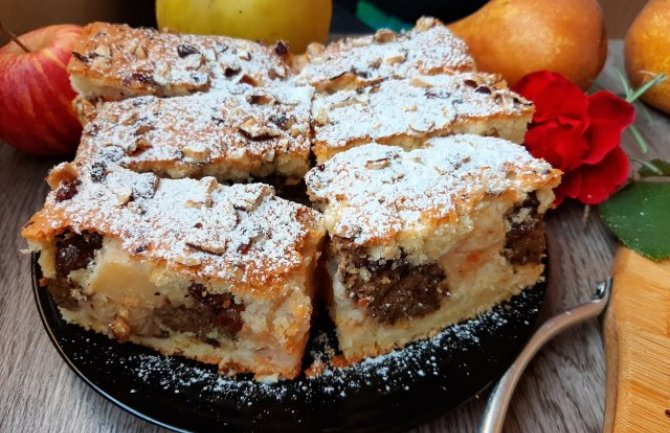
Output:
left=479, top=279, right=612, bottom=433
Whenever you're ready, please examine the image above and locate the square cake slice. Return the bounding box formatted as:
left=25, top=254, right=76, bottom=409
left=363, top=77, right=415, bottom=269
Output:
left=296, top=17, right=476, bottom=92
left=68, top=22, right=293, bottom=102
left=76, top=83, right=313, bottom=183
left=311, top=73, right=534, bottom=163
left=22, top=163, right=324, bottom=380
left=305, top=136, right=561, bottom=361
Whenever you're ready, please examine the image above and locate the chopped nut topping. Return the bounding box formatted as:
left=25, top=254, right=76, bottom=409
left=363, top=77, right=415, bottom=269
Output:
left=186, top=240, right=228, bottom=255
left=200, top=176, right=219, bottom=194
left=247, top=93, right=274, bottom=105
left=314, top=108, right=329, bottom=126
left=410, top=77, right=433, bottom=88
left=128, top=136, right=152, bottom=155
left=374, top=29, right=397, bottom=43
left=114, top=186, right=133, bottom=205
left=239, top=74, right=258, bottom=86
left=47, top=163, right=79, bottom=190
left=173, top=252, right=202, bottom=266
left=384, top=52, right=406, bottom=65
left=238, top=118, right=281, bottom=140
left=177, top=44, right=200, bottom=58
left=365, top=158, right=391, bottom=169
left=182, top=144, right=211, bottom=162
left=237, top=49, right=251, bottom=61
left=135, top=124, right=154, bottom=135
left=93, top=44, right=111, bottom=58
left=134, top=44, right=147, bottom=59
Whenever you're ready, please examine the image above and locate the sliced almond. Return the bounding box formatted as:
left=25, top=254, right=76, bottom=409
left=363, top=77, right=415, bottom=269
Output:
left=374, top=29, right=396, bottom=43
left=384, top=52, right=406, bottom=65
left=410, top=76, right=433, bottom=88
left=182, top=144, right=211, bottom=163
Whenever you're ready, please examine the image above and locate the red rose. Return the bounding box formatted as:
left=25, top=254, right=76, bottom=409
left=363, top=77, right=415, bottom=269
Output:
left=512, top=71, right=635, bottom=205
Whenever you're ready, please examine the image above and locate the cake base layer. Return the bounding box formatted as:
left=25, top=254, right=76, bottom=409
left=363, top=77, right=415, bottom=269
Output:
left=33, top=249, right=547, bottom=432
left=326, top=235, right=545, bottom=362
left=35, top=235, right=319, bottom=381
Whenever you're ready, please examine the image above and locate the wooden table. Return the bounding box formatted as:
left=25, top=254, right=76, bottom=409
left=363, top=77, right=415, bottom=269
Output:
left=1, top=42, right=668, bottom=433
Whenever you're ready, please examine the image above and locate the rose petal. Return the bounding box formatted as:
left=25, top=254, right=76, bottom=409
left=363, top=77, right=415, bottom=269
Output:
left=513, top=71, right=588, bottom=122
left=582, top=119, right=626, bottom=165
left=587, top=91, right=636, bottom=125
left=579, top=92, right=636, bottom=165
left=525, top=121, right=590, bottom=171
left=558, top=147, right=630, bottom=205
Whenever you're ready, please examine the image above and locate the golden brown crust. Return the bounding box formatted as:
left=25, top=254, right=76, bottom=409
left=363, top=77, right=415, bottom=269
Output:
left=297, top=17, right=476, bottom=92
left=76, top=82, right=313, bottom=182
left=23, top=163, right=324, bottom=295
left=306, top=136, right=561, bottom=247
left=311, top=73, right=534, bottom=163
left=68, top=22, right=293, bottom=101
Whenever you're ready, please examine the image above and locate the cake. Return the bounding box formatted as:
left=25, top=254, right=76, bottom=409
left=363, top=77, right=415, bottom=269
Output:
left=22, top=162, right=325, bottom=380
left=22, top=17, right=563, bottom=378
left=296, top=17, right=476, bottom=92
left=305, top=135, right=561, bottom=361
left=311, top=73, right=533, bottom=163
left=68, top=22, right=293, bottom=102
left=75, top=82, right=313, bottom=183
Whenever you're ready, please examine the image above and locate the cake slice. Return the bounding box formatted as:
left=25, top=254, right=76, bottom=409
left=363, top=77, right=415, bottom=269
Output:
left=68, top=22, right=293, bottom=102
left=296, top=17, right=475, bottom=92
left=22, top=163, right=324, bottom=380
left=305, top=136, right=561, bottom=361
left=296, top=17, right=476, bottom=92
left=76, top=82, right=313, bottom=183
left=311, top=73, right=534, bottom=163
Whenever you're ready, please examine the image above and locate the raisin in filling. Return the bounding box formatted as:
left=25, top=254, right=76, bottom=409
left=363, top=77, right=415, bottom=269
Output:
left=155, top=283, right=245, bottom=339
left=45, top=278, right=81, bottom=310
left=47, top=232, right=104, bottom=310
left=332, top=239, right=448, bottom=325
left=55, top=231, right=103, bottom=277
left=504, top=193, right=546, bottom=265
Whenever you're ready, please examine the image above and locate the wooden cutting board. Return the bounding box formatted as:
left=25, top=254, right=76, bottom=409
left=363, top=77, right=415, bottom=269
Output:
left=603, top=247, right=670, bottom=433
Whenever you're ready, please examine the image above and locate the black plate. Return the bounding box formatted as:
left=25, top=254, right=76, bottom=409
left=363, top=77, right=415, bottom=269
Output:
left=32, top=253, right=546, bottom=433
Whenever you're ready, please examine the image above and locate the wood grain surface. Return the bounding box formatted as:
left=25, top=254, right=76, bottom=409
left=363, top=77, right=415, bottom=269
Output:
left=1, top=42, right=668, bottom=433
left=604, top=249, right=670, bottom=433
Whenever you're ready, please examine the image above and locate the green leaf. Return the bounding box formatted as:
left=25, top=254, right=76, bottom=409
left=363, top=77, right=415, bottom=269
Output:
left=600, top=182, right=670, bottom=260
left=638, top=159, right=670, bottom=178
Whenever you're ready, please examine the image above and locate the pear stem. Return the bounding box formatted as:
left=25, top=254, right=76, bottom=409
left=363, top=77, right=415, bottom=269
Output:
left=0, top=20, right=31, bottom=53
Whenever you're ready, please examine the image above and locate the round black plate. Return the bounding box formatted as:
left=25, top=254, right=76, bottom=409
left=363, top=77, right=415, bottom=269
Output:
left=32, top=253, right=546, bottom=433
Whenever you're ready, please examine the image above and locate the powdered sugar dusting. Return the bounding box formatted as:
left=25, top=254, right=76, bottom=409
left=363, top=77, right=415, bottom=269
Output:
left=79, top=82, right=313, bottom=180
left=69, top=22, right=291, bottom=97
left=306, top=136, right=555, bottom=244
left=312, top=73, right=532, bottom=149
left=298, top=17, right=475, bottom=88
left=40, top=165, right=322, bottom=288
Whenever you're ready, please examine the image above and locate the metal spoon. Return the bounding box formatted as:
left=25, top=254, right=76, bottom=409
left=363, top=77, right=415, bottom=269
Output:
left=479, top=278, right=612, bottom=433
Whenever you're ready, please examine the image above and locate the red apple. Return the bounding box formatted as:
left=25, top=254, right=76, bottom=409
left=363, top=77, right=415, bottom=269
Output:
left=0, top=24, right=83, bottom=156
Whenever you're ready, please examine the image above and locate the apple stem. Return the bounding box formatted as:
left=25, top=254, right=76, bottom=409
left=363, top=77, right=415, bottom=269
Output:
left=0, top=20, right=31, bottom=53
